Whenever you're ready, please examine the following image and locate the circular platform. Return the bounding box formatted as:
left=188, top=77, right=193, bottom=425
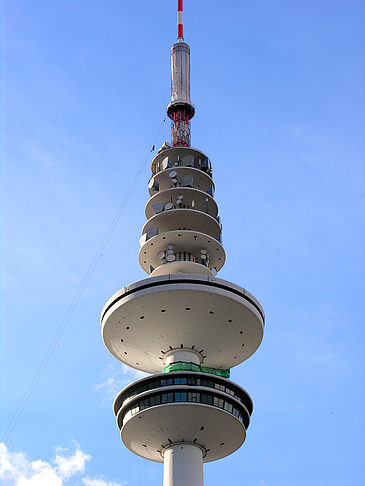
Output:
left=151, top=146, right=211, bottom=176
left=142, top=208, right=221, bottom=240
left=120, top=401, right=247, bottom=463
left=150, top=167, right=214, bottom=196
left=113, top=371, right=253, bottom=417
left=145, top=187, right=218, bottom=219
left=139, top=230, right=225, bottom=274
left=101, top=274, right=265, bottom=374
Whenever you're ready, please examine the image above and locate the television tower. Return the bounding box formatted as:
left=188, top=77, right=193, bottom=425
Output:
left=101, top=2, right=265, bottom=485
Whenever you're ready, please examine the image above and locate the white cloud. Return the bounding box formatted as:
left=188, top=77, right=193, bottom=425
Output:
left=16, top=460, right=62, bottom=486
left=53, top=443, right=91, bottom=480
left=0, top=441, right=74, bottom=486
left=82, top=477, right=127, bottom=486
left=0, top=442, right=122, bottom=486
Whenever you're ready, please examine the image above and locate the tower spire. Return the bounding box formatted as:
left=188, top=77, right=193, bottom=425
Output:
left=177, top=0, right=184, bottom=40
left=167, top=0, right=195, bottom=147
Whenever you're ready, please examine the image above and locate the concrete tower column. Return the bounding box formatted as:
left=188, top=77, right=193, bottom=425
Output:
left=163, top=443, right=204, bottom=486
left=164, top=348, right=202, bottom=366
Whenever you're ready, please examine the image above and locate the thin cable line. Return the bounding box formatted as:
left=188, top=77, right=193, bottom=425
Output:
left=2, top=117, right=166, bottom=443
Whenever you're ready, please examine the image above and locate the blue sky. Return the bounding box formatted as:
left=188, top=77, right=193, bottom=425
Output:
left=1, top=1, right=365, bottom=485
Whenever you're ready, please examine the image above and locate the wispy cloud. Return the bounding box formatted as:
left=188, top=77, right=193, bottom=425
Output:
left=93, top=363, right=148, bottom=404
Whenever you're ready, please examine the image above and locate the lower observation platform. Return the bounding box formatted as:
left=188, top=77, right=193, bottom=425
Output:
left=101, top=274, right=265, bottom=374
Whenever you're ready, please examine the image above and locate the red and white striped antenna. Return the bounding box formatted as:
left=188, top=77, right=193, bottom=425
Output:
left=177, top=0, right=184, bottom=40
left=167, top=0, right=194, bottom=146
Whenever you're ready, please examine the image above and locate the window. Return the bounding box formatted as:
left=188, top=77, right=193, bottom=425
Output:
left=175, top=377, right=187, bottom=385
left=175, top=392, right=187, bottom=402
left=150, top=395, right=161, bottom=406
left=188, top=392, right=200, bottom=403
left=214, top=383, right=225, bottom=392
left=201, top=394, right=213, bottom=405
left=214, top=397, right=224, bottom=408
left=201, top=380, right=214, bottom=388
left=224, top=402, right=233, bottom=413
left=162, top=393, right=174, bottom=403
left=232, top=407, right=239, bottom=418
left=131, top=405, right=139, bottom=415
left=140, top=398, right=149, bottom=410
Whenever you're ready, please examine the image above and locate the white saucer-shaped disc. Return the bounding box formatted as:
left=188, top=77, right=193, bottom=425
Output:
left=139, top=230, right=225, bottom=274
left=142, top=208, right=221, bottom=239
left=145, top=187, right=218, bottom=219
left=121, top=403, right=246, bottom=463
left=150, top=146, right=211, bottom=176
left=150, top=167, right=214, bottom=196
left=101, top=274, right=265, bottom=374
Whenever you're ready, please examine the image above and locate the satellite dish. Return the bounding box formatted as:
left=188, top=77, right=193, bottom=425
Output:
left=169, top=170, right=178, bottom=178
left=181, top=175, right=193, bottom=187
left=165, top=202, right=173, bottom=210
left=166, top=254, right=176, bottom=262
left=152, top=202, right=165, bottom=214
left=167, top=244, right=174, bottom=250
left=182, top=155, right=194, bottom=167
left=157, top=251, right=165, bottom=260
left=161, top=156, right=171, bottom=170
left=148, top=178, right=159, bottom=191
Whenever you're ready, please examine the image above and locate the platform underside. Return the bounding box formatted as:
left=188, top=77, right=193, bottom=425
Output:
left=101, top=274, right=264, bottom=374
left=121, top=403, right=246, bottom=463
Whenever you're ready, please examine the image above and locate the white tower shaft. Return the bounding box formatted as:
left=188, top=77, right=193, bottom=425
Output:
left=163, top=444, right=204, bottom=486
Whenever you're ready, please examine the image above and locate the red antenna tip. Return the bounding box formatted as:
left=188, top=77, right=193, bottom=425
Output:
left=177, top=0, right=183, bottom=40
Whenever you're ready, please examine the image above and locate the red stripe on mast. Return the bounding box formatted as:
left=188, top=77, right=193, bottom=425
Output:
left=177, top=0, right=183, bottom=40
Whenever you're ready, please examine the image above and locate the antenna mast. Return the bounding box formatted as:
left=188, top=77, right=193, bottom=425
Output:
left=167, top=0, right=195, bottom=147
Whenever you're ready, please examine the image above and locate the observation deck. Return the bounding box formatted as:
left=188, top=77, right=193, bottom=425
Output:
left=114, top=371, right=253, bottom=463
